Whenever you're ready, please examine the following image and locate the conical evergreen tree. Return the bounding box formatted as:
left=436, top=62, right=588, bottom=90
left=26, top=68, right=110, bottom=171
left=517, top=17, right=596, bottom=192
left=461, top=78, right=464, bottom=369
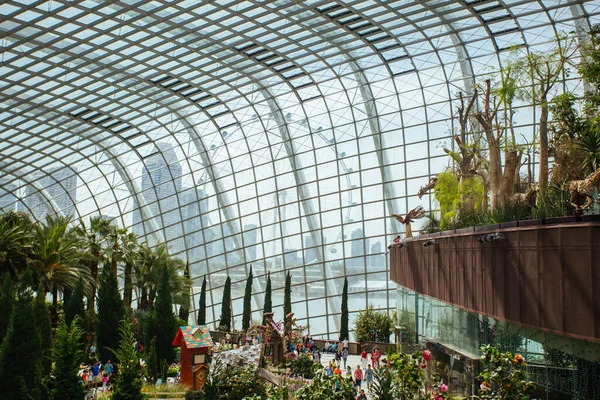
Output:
left=97, top=264, right=125, bottom=362
left=284, top=272, right=292, bottom=337
left=146, top=265, right=177, bottom=365
left=0, top=288, right=43, bottom=400
left=198, top=276, right=207, bottom=325
left=262, top=272, right=272, bottom=325
left=0, top=275, right=14, bottom=346
left=112, top=319, right=144, bottom=400
left=284, top=272, right=292, bottom=317
left=64, top=278, right=86, bottom=326
left=340, top=278, right=349, bottom=342
left=52, top=316, right=85, bottom=400
left=218, top=276, right=232, bottom=331
left=242, top=266, right=253, bottom=331
left=178, top=261, right=190, bottom=323
left=145, top=336, right=158, bottom=383
left=160, top=359, right=169, bottom=384
left=33, top=287, right=53, bottom=376
left=63, top=278, right=88, bottom=356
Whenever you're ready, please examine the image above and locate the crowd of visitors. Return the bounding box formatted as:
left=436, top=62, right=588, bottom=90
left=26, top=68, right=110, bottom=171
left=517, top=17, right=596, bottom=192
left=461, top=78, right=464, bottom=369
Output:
left=78, top=354, right=115, bottom=399
left=317, top=339, right=385, bottom=399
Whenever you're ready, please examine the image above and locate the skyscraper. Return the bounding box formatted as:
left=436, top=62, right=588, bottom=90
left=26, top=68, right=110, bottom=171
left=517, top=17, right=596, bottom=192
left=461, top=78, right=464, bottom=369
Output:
left=0, top=177, right=18, bottom=212
left=21, top=167, right=77, bottom=220
left=133, top=142, right=184, bottom=253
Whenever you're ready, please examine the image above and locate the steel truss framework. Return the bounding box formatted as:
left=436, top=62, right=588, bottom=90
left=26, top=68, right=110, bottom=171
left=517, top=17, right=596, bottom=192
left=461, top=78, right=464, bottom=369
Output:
left=0, top=0, right=598, bottom=338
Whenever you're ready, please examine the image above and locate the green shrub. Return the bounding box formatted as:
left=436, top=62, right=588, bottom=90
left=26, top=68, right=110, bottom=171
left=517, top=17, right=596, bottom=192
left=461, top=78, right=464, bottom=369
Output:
left=354, top=305, right=394, bottom=343
left=288, top=354, right=316, bottom=379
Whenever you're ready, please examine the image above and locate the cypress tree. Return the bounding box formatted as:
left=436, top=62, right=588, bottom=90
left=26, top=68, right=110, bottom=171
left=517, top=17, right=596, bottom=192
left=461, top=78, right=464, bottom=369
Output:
left=146, top=265, right=177, bottom=365
left=64, top=278, right=86, bottom=326
left=262, top=272, right=272, bottom=325
left=284, top=272, right=292, bottom=317
left=242, top=266, right=253, bottom=331
left=178, top=261, right=190, bottom=323
left=0, top=288, right=43, bottom=399
left=97, top=264, right=125, bottom=363
left=112, top=319, right=144, bottom=400
left=284, top=272, right=292, bottom=337
left=340, top=278, right=349, bottom=342
left=145, top=336, right=158, bottom=383
left=52, top=317, right=85, bottom=400
left=33, top=288, right=53, bottom=376
left=198, top=276, right=207, bottom=325
left=0, top=275, right=14, bottom=346
left=218, top=276, right=232, bottom=332
left=160, top=359, right=169, bottom=384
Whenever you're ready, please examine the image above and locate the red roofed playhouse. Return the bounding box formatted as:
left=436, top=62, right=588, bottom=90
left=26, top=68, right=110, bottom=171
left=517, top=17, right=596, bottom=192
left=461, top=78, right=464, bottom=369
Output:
left=172, top=325, right=214, bottom=389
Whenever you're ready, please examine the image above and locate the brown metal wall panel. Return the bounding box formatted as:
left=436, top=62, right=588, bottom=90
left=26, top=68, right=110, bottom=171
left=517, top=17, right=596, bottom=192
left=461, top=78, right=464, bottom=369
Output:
left=520, top=246, right=540, bottom=328
left=539, top=229, right=563, bottom=333
left=483, top=244, right=495, bottom=316
left=389, top=222, right=600, bottom=343
left=562, top=228, right=594, bottom=338
left=505, top=242, right=521, bottom=323
left=492, top=244, right=507, bottom=320
left=593, top=230, right=600, bottom=338
left=464, top=240, right=474, bottom=310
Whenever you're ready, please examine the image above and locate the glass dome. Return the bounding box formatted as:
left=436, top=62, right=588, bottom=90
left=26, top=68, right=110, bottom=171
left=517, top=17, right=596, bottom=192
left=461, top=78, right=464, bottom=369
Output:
left=1, top=0, right=598, bottom=338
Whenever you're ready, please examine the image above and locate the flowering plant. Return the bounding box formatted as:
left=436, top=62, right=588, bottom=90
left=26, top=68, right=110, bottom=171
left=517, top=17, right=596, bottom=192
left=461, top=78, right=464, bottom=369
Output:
left=477, top=345, right=535, bottom=399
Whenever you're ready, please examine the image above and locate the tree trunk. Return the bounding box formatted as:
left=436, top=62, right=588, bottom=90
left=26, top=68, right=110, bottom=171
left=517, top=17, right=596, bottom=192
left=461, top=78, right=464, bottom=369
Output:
left=539, top=98, right=549, bottom=197
left=140, top=286, right=148, bottom=311
left=405, top=223, right=413, bottom=238
left=502, top=150, right=521, bottom=203
left=51, top=285, right=58, bottom=328
left=123, top=261, right=133, bottom=310
left=88, top=251, right=99, bottom=320
left=487, top=137, right=504, bottom=210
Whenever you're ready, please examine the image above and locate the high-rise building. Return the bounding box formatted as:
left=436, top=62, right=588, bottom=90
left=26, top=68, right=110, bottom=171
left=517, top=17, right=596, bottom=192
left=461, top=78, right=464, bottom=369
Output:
left=133, top=142, right=183, bottom=253
left=21, top=167, right=77, bottom=220
left=0, top=178, right=18, bottom=212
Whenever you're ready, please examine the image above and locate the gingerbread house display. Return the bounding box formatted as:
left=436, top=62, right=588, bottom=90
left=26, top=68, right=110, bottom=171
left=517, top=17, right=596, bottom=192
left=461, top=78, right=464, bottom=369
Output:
left=172, top=325, right=214, bottom=389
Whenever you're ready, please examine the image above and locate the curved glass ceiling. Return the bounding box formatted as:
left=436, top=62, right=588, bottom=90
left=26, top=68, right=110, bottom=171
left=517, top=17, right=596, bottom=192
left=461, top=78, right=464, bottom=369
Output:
left=1, top=0, right=598, bottom=338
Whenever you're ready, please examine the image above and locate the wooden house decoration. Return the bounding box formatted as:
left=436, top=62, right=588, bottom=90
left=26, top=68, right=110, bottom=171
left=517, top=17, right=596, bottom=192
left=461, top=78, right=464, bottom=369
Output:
left=172, top=325, right=214, bottom=389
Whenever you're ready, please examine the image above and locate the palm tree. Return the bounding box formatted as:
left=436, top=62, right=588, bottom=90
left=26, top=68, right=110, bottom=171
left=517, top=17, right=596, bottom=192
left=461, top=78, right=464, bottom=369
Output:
left=132, top=243, right=189, bottom=311
left=28, top=215, right=91, bottom=323
left=73, top=216, right=113, bottom=317
left=0, top=211, right=33, bottom=280
left=119, top=231, right=139, bottom=310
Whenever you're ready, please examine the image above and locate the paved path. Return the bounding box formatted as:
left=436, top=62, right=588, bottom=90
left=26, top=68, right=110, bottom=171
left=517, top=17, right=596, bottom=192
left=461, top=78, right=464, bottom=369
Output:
left=318, top=352, right=375, bottom=399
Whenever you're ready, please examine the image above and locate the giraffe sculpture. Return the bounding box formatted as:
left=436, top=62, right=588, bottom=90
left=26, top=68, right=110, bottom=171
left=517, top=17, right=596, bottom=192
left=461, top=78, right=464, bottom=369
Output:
left=391, top=206, right=426, bottom=238
left=417, top=176, right=438, bottom=199
left=566, top=168, right=600, bottom=209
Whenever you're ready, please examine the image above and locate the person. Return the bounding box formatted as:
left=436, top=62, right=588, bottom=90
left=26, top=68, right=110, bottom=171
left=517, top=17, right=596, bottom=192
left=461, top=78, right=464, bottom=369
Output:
left=325, top=365, right=333, bottom=377
left=335, top=348, right=341, bottom=362
left=104, top=360, right=114, bottom=377
left=354, top=365, right=363, bottom=390
left=345, top=366, right=352, bottom=380
left=90, top=344, right=97, bottom=356
left=92, top=361, right=101, bottom=387
left=86, top=369, right=93, bottom=390
left=373, top=348, right=381, bottom=368
left=101, top=372, right=108, bottom=390
left=357, top=389, right=367, bottom=400
left=342, top=348, right=348, bottom=369
left=225, top=332, right=231, bottom=344
left=365, top=364, right=373, bottom=391
left=360, top=349, right=368, bottom=369
left=343, top=338, right=349, bottom=350
left=313, top=347, right=321, bottom=364
left=333, top=365, right=342, bottom=377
